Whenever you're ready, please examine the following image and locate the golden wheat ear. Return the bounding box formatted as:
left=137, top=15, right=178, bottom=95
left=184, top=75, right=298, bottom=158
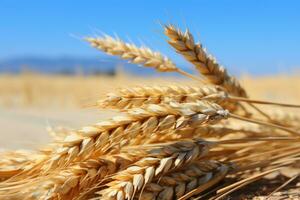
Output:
left=95, top=85, right=230, bottom=110
left=141, top=160, right=230, bottom=200
left=163, top=24, right=290, bottom=123
left=85, top=35, right=203, bottom=82
left=98, top=139, right=214, bottom=200
left=164, top=24, right=247, bottom=98
left=35, top=100, right=229, bottom=173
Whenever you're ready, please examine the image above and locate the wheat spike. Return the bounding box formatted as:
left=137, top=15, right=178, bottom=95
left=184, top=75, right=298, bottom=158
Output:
left=41, top=101, right=228, bottom=171
left=129, top=125, right=240, bottom=145
left=0, top=158, right=117, bottom=199
left=97, top=85, right=227, bottom=109
left=0, top=154, right=139, bottom=199
left=164, top=24, right=247, bottom=97
left=139, top=160, right=229, bottom=200
left=85, top=35, right=206, bottom=81
left=98, top=139, right=214, bottom=200
left=0, top=150, right=48, bottom=181
left=86, top=35, right=177, bottom=72
left=38, top=155, right=136, bottom=200
left=98, top=84, right=300, bottom=117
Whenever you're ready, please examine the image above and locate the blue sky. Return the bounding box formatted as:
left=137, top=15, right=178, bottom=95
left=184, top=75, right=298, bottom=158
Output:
left=1, top=0, right=300, bottom=74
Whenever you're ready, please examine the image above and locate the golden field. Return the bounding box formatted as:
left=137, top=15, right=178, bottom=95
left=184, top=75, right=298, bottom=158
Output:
left=0, top=73, right=299, bottom=150
left=1, top=73, right=299, bottom=108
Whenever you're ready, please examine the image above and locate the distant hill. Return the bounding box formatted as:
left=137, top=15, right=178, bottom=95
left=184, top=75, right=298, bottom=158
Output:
left=0, top=56, right=299, bottom=76
left=0, top=56, right=153, bottom=75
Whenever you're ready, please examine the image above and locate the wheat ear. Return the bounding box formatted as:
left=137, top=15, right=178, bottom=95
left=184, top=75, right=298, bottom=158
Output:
left=41, top=101, right=228, bottom=171
left=131, top=160, right=229, bottom=200
left=163, top=24, right=284, bottom=122
left=0, top=153, right=139, bottom=199
left=0, top=158, right=118, bottom=199
left=97, top=85, right=227, bottom=109
left=164, top=24, right=247, bottom=98
left=0, top=150, right=48, bottom=181
left=35, top=154, right=138, bottom=200
left=85, top=36, right=202, bottom=82
left=98, top=139, right=213, bottom=200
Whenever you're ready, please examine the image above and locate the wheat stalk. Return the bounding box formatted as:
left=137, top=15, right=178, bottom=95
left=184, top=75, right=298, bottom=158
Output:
left=164, top=24, right=247, bottom=98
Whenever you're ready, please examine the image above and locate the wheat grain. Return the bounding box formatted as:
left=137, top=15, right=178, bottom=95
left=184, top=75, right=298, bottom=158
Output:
left=164, top=24, right=247, bottom=97
left=0, top=154, right=138, bottom=199
left=86, top=35, right=177, bottom=73
left=97, top=85, right=227, bottom=109
left=41, top=101, right=228, bottom=171
left=139, top=160, right=229, bottom=200
left=86, top=35, right=206, bottom=81
left=28, top=158, right=117, bottom=200
left=98, top=139, right=214, bottom=200
left=97, top=84, right=246, bottom=116
left=131, top=125, right=239, bottom=145
left=38, top=155, right=136, bottom=200
left=0, top=150, right=48, bottom=181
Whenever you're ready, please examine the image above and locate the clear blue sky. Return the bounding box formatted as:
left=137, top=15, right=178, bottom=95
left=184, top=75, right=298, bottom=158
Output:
left=1, top=0, right=300, bottom=74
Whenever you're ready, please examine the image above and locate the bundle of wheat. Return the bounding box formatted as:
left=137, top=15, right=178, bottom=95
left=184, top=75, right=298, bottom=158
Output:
left=1, top=24, right=300, bottom=200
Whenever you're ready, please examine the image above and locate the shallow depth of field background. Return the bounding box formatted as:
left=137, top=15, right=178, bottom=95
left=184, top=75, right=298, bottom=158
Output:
left=0, top=0, right=300, bottom=150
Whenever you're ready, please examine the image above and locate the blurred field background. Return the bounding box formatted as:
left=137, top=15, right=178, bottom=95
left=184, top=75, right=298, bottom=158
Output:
left=0, top=71, right=299, bottom=150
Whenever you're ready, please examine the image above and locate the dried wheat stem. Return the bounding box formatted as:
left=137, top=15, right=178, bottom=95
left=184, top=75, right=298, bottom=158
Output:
left=98, top=139, right=214, bottom=200
left=230, top=144, right=300, bottom=169
left=214, top=167, right=282, bottom=200
left=228, top=96, right=300, bottom=108
left=164, top=24, right=247, bottom=97
left=85, top=36, right=203, bottom=82
left=269, top=111, right=300, bottom=128
left=266, top=174, right=299, bottom=198
left=230, top=113, right=300, bottom=135
left=215, top=153, right=300, bottom=200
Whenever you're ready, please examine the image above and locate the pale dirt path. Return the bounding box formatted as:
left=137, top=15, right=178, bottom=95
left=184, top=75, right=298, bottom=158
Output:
left=0, top=107, right=115, bottom=150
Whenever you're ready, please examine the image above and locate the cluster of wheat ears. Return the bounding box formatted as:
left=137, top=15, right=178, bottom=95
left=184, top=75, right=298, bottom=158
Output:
left=1, top=24, right=300, bottom=200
